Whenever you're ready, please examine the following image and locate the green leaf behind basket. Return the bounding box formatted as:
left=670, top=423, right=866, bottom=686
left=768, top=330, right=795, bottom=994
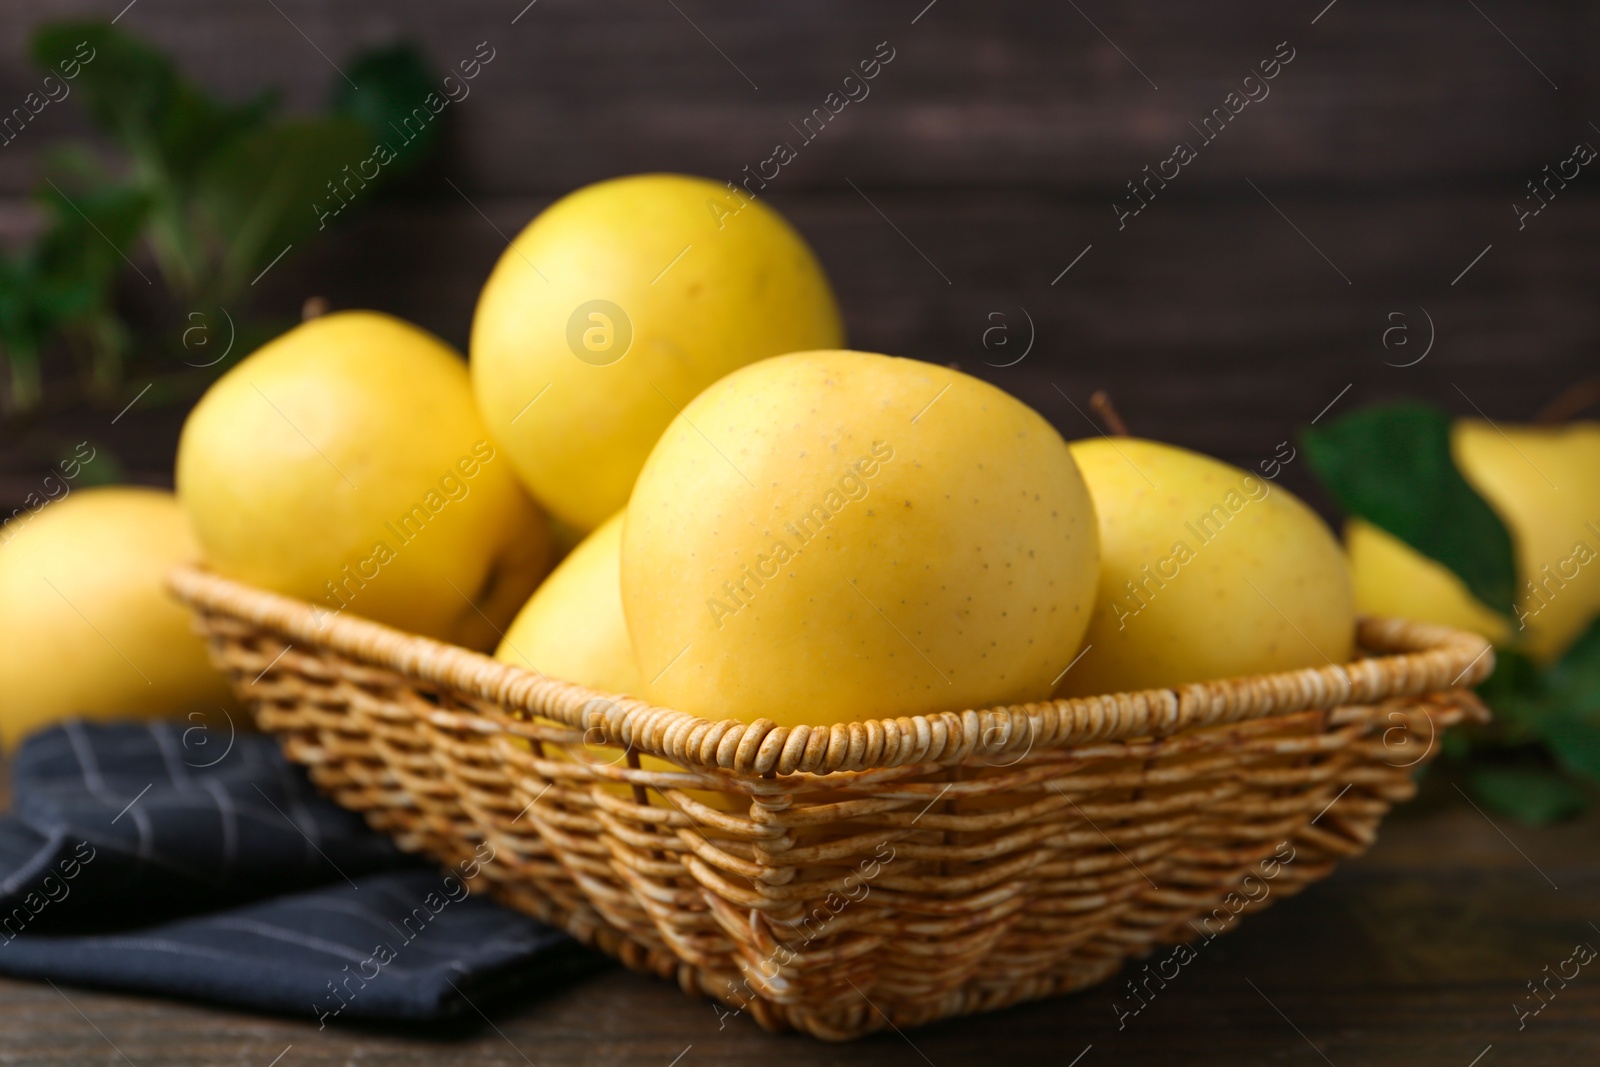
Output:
left=1471, top=765, right=1591, bottom=824
left=1531, top=618, right=1600, bottom=781
left=1463, top=616, right=1600, bottom=821
left=1302, top=403, right=1518, bottom=616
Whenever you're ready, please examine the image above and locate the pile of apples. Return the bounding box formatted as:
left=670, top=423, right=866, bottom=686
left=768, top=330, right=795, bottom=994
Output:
left=0, top=174, right=1369, bottom=748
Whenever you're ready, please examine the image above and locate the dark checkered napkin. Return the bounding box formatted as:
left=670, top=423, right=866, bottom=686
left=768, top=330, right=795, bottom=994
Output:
left=0, top=721, right=412, bottom=929
left=0, top=869, right=598, bottom=1022
left=0, top=722, right=594, bottom=1022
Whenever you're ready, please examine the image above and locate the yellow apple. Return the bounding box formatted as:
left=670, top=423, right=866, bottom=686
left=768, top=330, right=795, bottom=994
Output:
left=1457, top=419, right=1600, bottom=663
left=496, top=510, right=737, bottom=810
left=1349, top=420, right=1600, bottom=664
left=470, top=173, right=844, bottom=531
left=0, top=487, right=234, bottom=746
left=1057, top=438, right=1355, bottom=697
left=1345, top=518, right=1512, bottom=645
left=176, top=310, right=551, bottom=650
left=496, top=510, right=639, bottom=695
left=622, top=349, right=1100, bottom=727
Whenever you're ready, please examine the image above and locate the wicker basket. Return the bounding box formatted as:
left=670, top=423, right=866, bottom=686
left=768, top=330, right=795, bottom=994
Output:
left=169, top=564, right=1492, bottom=1040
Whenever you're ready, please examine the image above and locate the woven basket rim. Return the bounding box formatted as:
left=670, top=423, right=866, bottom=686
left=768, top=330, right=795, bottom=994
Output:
left=166, top=563, right=1494, bottom=778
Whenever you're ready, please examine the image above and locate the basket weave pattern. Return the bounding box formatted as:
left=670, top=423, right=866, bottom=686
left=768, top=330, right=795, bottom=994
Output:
left=169, top=565, right=1493, bottom=1040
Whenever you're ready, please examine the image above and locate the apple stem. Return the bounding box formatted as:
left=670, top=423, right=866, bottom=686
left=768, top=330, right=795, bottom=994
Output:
left=1534, top=376, right=1600, bottom=424
left=301, top=296, right=330, bottom=322
left=1090, top=390, right=1131, bottom=436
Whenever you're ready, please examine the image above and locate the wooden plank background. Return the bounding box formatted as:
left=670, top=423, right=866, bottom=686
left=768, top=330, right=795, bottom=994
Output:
left=1, top=0, right=1596, bottom=511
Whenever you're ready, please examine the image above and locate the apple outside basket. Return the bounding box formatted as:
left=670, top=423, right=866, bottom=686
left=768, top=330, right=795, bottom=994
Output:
left=168, top=563, right=1494, bottom=1041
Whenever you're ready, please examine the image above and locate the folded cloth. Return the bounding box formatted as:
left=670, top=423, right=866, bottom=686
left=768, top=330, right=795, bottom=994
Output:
left=0, top=720, right=412, bottom=929
left=0, top=721, right=597, bottom=1022
left=0, top=869, right=599, bottom=1024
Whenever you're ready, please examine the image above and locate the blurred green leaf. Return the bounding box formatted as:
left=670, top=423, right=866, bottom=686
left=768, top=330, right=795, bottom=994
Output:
left=67, top=440, right=123, bottom=487
left=1475, top=647, right=1550, bottom=744
left=1303, top=404, right=1518, bottom=614
left=1470, top=765, right=1589, bottom=824
left=32, top=181, right=149, bottom=307
left=0, top=258, right=41, bottom=349
left=35, top=180, right=147, bottom=393
left=1536, top=619, right=1600, bottom=781
left=0, top=270, right=45, bottom=410
left=32, top=22, right=275, bottom=297
left=195, top=119, right=371, bottom=292
left=332, top=43, right=440, bottom=175
left=1544, top=615, right=1600, bottom=708
left=1545, top=712, right=1600, bottom=781
left=4, top=20, right=444, bottom=425
left=1466, top=619, right=1600, bottom=809
left=0, top=178, right=146, bottom=409
left=30, top=23, right=272, bottom=189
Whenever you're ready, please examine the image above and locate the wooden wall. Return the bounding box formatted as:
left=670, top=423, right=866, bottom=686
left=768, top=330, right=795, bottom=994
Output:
left=1, top=0, right=1597, bottom=512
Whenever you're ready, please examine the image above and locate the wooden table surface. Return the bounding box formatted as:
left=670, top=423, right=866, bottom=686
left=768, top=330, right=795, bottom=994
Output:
left=3, top=771, right=1594, bottom=1067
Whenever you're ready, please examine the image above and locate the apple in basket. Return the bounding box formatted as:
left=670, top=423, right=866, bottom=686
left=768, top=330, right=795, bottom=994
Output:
left=490, top=510, right=737, bottom=811
left=470, top=173, right=844, bottom=533
left=1057, top=437, right=1355, bottom=698
left=620, top=348, right=1355, bottom=725
left=175, top=310, right=553, bottom=651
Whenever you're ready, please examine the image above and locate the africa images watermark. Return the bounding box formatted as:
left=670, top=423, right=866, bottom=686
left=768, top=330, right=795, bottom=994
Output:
left=308, top=439, right=500, bottom=625
left=1514, top=521, right=1599, bottom=634
left=1514, top=139, right=1594, bottom=231
left=0, top=841, right=97, bottom=942
left=1112, top=839, right=1297, bottom=1029
left=713, top=841, right=897, bottom=1030
left=313, top=840, right=496, bottom=1028
left=707, top=40, right=898, bottom=229
left=1108, top=469, right=1276, bottom=631
left=312, top=40, right=498, bottom=229
left=1114, top=39, right=1297, bottom=230
left=0, top=39, right=95, bottom=148
left=0, top=441, right=98, bottom=546
left=1515, top=938, right=1595, bottom=1030
left=704, top=440, right=895, bottom=630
